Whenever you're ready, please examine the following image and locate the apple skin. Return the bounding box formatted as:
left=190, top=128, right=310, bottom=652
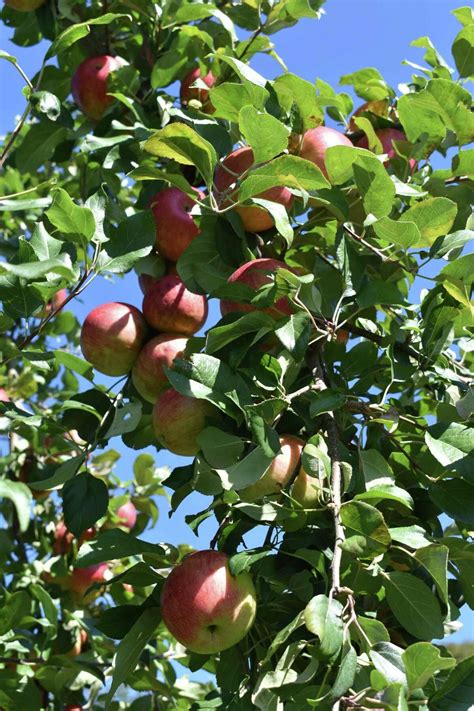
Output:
left=132, top=334, right=188, bottom=403
left=153, top=388, right=216, bottom=456
left=180, top=68, right=216, bottom=112
left=42, top=288, right=68, bottom=316
left=53, top=521, right=95, bottom=555
left=4, top=0, right=45, bottom=9
left=116, top=501, right=137, bottom=530
left=300, top=126, right=352, bottom=179
left=150, top=187, right=205, bottom=262
left=80, top=302, right=148, bottom=376
left=161, top=550, right=257, bottom=654
left=240, top=435, right=304, bottom=502
left=142, top=275, right=208, bottom=335
left=0, top=388, right=9, bottom=402
left=291, top=467, right=322, bottom=508
left=214, top=146, right=294, bottom=232
left=69, top=563, right=109, bottom=603
left=220, top=258, right=293, bottom=318
left=356, top=128, right=417, bottom=171
left=138, top=262, right=177, bottom=295
left=71, top=55, right=126, bottom=121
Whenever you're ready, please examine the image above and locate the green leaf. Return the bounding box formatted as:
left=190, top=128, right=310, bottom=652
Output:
left=340, top=500, right=391, bottom=558
left=104, top=402, right=142, bottom=438
left=429, top=479, right=474, bottom=524
left=273, top=73, right=323, bottom=130
left=369, top=642, right=407, bottom=686
left=226, top=446, right=275, bottom=491
left=0, top=255, right=75, bottom=281
left=0, top=591, right=31, bottom=636
left=15, top=121, right=68, bottom=174
left=46, top=188, right=95, bottom=242
left=27, top=455, right=85, bottom=491
left=133, top=454, right=156, bottom=487
left=62, top=471, right=109, bottom=538
left=425, top=423, right=474, bottom=483
left=340, top=67, right=393, bottom=101
left=308, top=390, right=346, bottom=417
left=452, top=23, right=474, bottom=77
left=76, top=529, right=172, bottom=567
left=354, top=485, right=414, bottom=510
left=207, top=311, right=275, bottom=353
left=96, top=605, right=145, bottom=640
left=238, top=155, right=329, bottom=202
left=31, top=90, right=61, bottom=121
left=372, top=216, right=421, bottom=249
left=430, top=654, right=474, bottom=709
left=54, top=350, right=94, bottom=381
left=359, top=449, right=394, bottom=488
left=30, top=584, right=58, bottom=630
left=101, top=210, right=155, bottom=273
left=399, top=198, right=458, bottom=247
left=443, top=538, right=474, bottom=607
left=385, top=572, right=444, bottom=640
left=403, top=642, right=455, bottom=691
left=0, top=480, right=32, bottom=533
left=327, top=641, right=358, bottom=701
left=197, top=427, right=245, bottom=469
left=46, top=13, right=131, bottom=58
left=210, top=82, right=269, bottom=122
left=238, top=106, right=290, bottom=164
left=144, top=123, right=217, bottom=188
left=304, top=594, right=344, bottom=658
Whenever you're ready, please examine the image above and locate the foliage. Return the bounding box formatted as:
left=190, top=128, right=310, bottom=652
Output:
left=0, top=0, right=473, bottom=709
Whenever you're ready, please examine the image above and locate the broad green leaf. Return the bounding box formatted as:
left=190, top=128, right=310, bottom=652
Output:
left=15, top=121, right=69, bottom=174
left=308, top=390, right=346, bottom=417
left=304, top=594, right=344, bottom=658
left=31, top=90, right=61, bottom=121
left=0, top=479, right=32, bottom=532
left=46, top=14, right=131, bottom=58
left=327, top=641, right=358, bottom=701
left=273, top=73, right=323, bottom=129
left=238, top=106, right=289, bottom=163
left=429, top=479, right=474, bottom=524
left=340, top=500, right=391, bottom=558
left=430, top=654, right=474, bottom=709
left=27, top=455, right=85, bottom=491
left=443, top=538, right=474, bottom=607
left=238, top=155, right=329, bottom=202
left=101, top=210, right=155, bottom=273
left=355, top=485, right=414, bottom=510
left=414, top=545, right=449, bottom=604
left=46, top=188, right=95, bottom=242
left=197, top=427, right=245, bottom=469
left=54, top=351, right=94, bottom=381
left=385, top=572, right=444, bottom=640
left=359, top=449, right=394, bottom=487
left=76, top=529, right=172, bottom=567
left=399, top=198, right=458, bottom=247
left=372, top=216, right=421, bottom=249
left=206, top=311, right=275, bottom=353
left=452, top=23, right=474, bottom=77
left=0, top=591, right=31, bottom=636
left=104, top=402, right=142, bottom=438
left=403, top=642, right=455, bottom=691
left=369, top=642, right=407, bottom=687
left=425, top=423, right=474, bottom=483
left=210, top=82, right=269, bottom=122
left=340, top=67, right=393, bottom=101
left=226, top=446, right=275, bottom=491
left=62, top=471, right=109, bottom=538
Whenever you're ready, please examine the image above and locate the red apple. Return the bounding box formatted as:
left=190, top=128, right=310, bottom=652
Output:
left=65, top=705, right=83, bottom=711
left=292, top=467, right=322, bottom=508
left=138, top=262, right=177, bottom=295
left=69, top=563, right=109, bottom=602
left=4, top=0, right=45, bottom=9
left=115, top=501, right=137, bottom=530
left=41, top=288, right=68, bottom=317
left=80, top=302, right=148, bottom=376
left=356, top=128, right=417, bottom=170
left=142, top=275, right=208, bottom=335
left=71, top=55, right=126, bottom=121
left=150, top=187, right=205, bottom=262
left=180, top=68, right=216, bottom=112
left=53, top=521, right=95, bottom=556
left=240, top=435, right=304, bottom=501
left=300, top=126, right=352, bottom=179
left=153, top=388, right=216, bottom=456
left=214, top=146, right=294, bottom=232
left=161, top=550, right=257, bottom=654
left=220, top=258, right=293, bottom=318
left=132, top=334, right=188, bottom=403
left=0, top=388, right=9, bottom=402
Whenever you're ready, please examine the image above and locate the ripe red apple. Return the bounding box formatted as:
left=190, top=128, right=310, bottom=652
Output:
left=142, top=275, right=208, bottom=335
left=214, top=146, right=294, bottom=232
left=180, top=68, right=216, bottom=112
left=80, top=302, right=148, bottom=376
left=71, top=55, right=126, bottom=121
left=138, top=262, right=177, bottom=295
left=150, top=187, right=205, bottom=262
left=291, top=467, right=322, bottom=508
left=0, top=388, right=9, bottom=402
left=69, top=563, right=109, bottom=602
left=220, top=258, right=293, bottom=318
left=41, top=288, right=68, bottom=317
left=4, top=0, right=45, bottom=9
left=53, top=520, right=95, bottom=555
left=116, top=501, right=137, bottom=530
left=300, top=126, right=352, bottom=179
left=132, top=334, right=188, bottom=403
left=356, top=128, right=417, bottom=171
left=153, top=388, right=216, bottom=456
left=240, top=435, right=304, bottom=502
left=161, top=550, right=257, bottom=654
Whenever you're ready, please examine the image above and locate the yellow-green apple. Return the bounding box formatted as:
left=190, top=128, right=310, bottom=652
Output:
left=356, top=128, right=417, bottom=171
left=291, top=466, right=322, bottom=508
left=150, top=187, right=205, bottom=262
left=300, top=126, right=352, bottom=178
left=153, top=388, right=216, bottom=456
left=132, top=334, right=188, bottom=403
left=160, top=550, right=257, bottom=654
left=214, top=146, right=293, bottom=232
left=142, top=275, right=208, bottom=335
left=180, top=68, right=216, bottom=112
left=348, top=99, right=391, bottom=132
left=240, top=435, right=304, bottom=502
left=53, top=520, right=95, bottom=555
left=72, top=55, right=126, bottom=121
left=4, top=0, right=45, bottom=9
left=80, top=302, right=147, bottom=376
left=220, top=258, right=293, bottom=318
left=69, top=563, right=109, bottom=603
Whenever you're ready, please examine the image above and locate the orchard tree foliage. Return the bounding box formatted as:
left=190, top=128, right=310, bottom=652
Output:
left=0, top=0, right=473, bottom=709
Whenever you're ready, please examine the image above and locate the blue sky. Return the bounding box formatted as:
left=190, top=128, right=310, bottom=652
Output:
left=1, top=0, right=472, bottom=642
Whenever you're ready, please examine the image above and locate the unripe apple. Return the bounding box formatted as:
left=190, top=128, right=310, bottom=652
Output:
left=220, top=258, right=293, bottom=318
left=132, top=334, right=188, bottom=403
left=116, top=501, right=137, bottom=530
left=142, top=275, right=208, bottom=335
left=356, top=128, right=417, bottom=171
left=300, top=126, right=352, bottom=178
left=71, top=55, right=126, bottom=121
left=161, top=550, right=257, bottom=654
left=53, top=520, right=95, bottom=555
left=240, top=435, right=304, bottom=502
left=4, top=0, right=45, bottom=9
left=180, top=68, right=216, bottom=112
left=80, top=302, right=148, bottom=376
left=69, top=563, right=109, bottom=603
left=291, top=467, right=322, bottom=508
left=153, top=388, right=216, bottom=456
left=150, top=187, right=205, bottom=262
left=214, top=146, right=294, bottom=232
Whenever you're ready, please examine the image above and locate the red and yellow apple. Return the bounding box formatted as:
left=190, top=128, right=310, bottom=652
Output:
left=300, top=126, right=352, bottom=178
left=132, top=334, right=188, bottom=403
left=220, top=258, right=293, bottom=318
left=214, top=146, right=293, bottom=232
left=240, top=435, right=304, bottom=502
left=142, top=275, right=208, bottom=335
left=150, top=187, right=204, bottom=262
left=4, top=0, right=45, bottom=9
left=160, top=550, right=257, bottom=654
left=291, top=466, right=322, bottom=508
left=71, top=55, right=126, bottom=121
left=153, top=388, right=216, bottom=456
left=80, top=302, right=148, bottom=376
left=53, top=520, right=95, bottom=556
left=69, top=563, right=109, bottom=603
left=180, top=68, right=216, bottom=112
left=356, top=128, right=416, bottom=171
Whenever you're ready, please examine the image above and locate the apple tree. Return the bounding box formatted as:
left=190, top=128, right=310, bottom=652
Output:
left=0, top=0, right=473, bottom=709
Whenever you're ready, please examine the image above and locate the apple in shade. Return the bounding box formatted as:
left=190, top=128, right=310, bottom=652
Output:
left=300, top=126, right=352, bottom=179
left=291, top=467, right=322, bottom=508
left=240, top=435, right=304, bottom=502
left=214, top=146, right=294, bottom=232
left=153, top=388, right=216, bottom=456
left=65, top=706, right=83, bottom=711
left=72, top=55, right=126, bottom=121
left=150, top=187, right=205, bottom=262
left=132, top=334, right=188, bottom=403
left=142, top=275, right=208, bottom=336
left=80, top=302, right=147, bottom=376
left=220, top=258, right=293, bottom=318
left=160, top=550, right=257, bottom=654
left=69, top=563, right=109, bottom=603
left=180, top=68, right=216, bottom=112
left=4, top=0, right=45, bottom=9
left=53, top=520, right=95, bottom=556
left=357, top=128, right=417, bottom=171
left=65, top=628, right=88, bottom=657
